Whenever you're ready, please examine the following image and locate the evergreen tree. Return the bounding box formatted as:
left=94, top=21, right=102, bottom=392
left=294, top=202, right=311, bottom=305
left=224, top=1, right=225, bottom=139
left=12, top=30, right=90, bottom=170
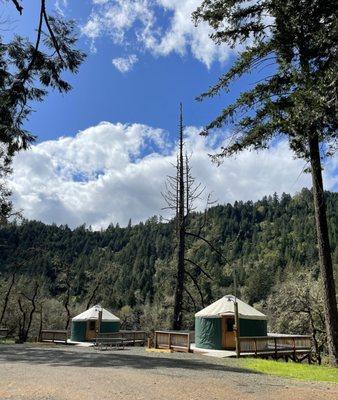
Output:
left=0, top=190, right=337, bottom=352
left=193, top=0, right=338, bottom=366
left=0, top=1, right=85, bottom=223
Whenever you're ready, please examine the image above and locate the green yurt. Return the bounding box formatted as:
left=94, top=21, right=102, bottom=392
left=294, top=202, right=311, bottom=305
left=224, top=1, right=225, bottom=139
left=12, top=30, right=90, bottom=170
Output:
left=195, top=295, right=267, bottom=350
left=70, top=304, right=120, bottom=342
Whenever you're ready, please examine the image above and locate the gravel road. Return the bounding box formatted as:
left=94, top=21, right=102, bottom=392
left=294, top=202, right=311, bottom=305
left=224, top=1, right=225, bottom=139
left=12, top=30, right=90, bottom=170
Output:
left=0, top=344, right=336, bottom=400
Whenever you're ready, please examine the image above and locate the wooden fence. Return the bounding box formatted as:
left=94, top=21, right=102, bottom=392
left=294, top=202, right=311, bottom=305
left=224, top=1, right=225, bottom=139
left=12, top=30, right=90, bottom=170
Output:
left=40, top=330, right=68, bottom=344
left=239, top=335, right=312, bottom=362
left=154, top=331, right=194, bottom=352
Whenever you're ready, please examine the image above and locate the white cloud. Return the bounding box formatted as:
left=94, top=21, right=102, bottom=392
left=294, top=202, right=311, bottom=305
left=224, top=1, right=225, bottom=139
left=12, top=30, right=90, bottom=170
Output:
left=10, top=121, right=337, bottom=230
left=55, top=0, right=68, bottom=15
left=151, top=0, right=230, bottom=68
left=112, top=54, right=138, bottom=73
left=81, top=0, right=232, bottom=68
left=82, top=0, right=154, bottom=46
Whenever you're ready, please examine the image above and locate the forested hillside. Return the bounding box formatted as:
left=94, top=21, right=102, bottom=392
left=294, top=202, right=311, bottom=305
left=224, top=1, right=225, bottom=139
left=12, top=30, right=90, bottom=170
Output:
left=0, top=188, right=337, bottom=339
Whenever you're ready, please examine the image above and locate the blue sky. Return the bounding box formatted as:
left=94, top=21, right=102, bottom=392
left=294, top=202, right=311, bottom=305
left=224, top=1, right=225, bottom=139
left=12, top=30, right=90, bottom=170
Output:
left=4, top=1, right=337, bottom=228
left=4, top=0, right=240, bottom=142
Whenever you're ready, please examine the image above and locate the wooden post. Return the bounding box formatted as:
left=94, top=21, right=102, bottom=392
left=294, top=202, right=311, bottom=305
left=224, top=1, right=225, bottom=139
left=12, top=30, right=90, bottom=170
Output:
left=234, top=301, right=240, bottom=358
left=274, top=337, right=277, bottom=359
left=98, top=309, right=102, bottom=336
left=169, top=332, right=171, bottom=349
left=254, top=338, right=257, bottom=356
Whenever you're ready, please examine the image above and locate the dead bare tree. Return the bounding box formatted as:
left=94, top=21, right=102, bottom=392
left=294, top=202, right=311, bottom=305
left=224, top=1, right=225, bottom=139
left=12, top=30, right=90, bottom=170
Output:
left=162, top=104, right=205, bottom=330
left=85, top=280, right=101, bottom=311
left=162, top=109, right=244, bottom=329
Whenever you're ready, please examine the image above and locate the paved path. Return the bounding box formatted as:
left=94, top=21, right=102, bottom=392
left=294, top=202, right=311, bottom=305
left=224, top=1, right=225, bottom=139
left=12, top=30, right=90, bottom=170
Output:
left=0, top=344, right=336, bottom=400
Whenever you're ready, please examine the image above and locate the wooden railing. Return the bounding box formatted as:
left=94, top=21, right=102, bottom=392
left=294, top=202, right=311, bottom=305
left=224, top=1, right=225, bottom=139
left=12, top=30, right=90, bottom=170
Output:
left=40, top=330, right=68, bottom=344
left=154, top=331, right=195, bottom=352
left=239, top=335, right=312, bottom=358
left=96, top=331, right=148, bottom=346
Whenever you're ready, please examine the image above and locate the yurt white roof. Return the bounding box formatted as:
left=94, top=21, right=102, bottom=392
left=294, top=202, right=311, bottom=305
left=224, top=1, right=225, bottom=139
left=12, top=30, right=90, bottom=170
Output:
left=72, top=305, right=120, bottom=322
left=195, top=295, right=267, bottom=320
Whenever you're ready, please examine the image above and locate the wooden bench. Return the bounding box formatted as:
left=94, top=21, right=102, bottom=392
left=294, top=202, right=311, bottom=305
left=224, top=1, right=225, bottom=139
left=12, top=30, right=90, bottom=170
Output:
left=40, top=330, right=68, bottom=344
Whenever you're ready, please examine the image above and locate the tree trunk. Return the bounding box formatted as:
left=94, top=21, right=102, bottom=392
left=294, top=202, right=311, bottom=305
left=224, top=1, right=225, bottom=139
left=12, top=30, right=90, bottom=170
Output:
left=308, top=308, right=321, bottom=365
left=64, top=288, right=71, bottom=331
left=24, top=283, right=39, bottom=342
left=0, top=272, right=16, bottom=325
left=17, top=297, right=27, bottom=343
left=172, top=104, right=185, bottom=330
left=38, top=305, right=43, bottom=342
left=308, top=134, right=338, bottom=366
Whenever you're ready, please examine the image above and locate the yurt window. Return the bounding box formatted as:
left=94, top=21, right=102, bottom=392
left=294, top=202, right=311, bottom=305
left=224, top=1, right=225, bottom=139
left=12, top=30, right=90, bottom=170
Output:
left=226, top=318, right=234, bottom=332
left=89, top=320, right=96, bottom=330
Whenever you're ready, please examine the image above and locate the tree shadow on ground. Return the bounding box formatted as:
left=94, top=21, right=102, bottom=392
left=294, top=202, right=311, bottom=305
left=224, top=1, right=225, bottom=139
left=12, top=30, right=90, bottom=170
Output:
left=0, top=344, right=259, bottom=375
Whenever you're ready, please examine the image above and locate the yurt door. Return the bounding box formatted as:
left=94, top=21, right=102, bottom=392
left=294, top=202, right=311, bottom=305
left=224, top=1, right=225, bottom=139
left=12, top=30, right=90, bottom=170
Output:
left=86, top=320, right=97, bottom=340
left=221, top=316, right=235, bottom=349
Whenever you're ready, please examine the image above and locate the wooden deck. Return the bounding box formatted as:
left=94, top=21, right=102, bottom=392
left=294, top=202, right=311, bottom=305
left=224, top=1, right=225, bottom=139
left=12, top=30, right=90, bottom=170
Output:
left=155, top=331, right=312, bottom=363
left=239, top=335, right=312, bottom=362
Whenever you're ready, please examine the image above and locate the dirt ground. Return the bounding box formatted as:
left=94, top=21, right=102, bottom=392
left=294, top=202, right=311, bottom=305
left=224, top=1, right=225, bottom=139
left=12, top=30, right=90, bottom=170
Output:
left=0, top=344, right=337, bottom=400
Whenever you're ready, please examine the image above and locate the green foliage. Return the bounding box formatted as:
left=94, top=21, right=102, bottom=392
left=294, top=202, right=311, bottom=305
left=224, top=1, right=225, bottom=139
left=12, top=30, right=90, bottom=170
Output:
left=0, top=1, right=86, bottom=224
left=1, top=3, right=86, bottom=155
left=263, top=270, right=326, bottom=361
left=193, top=0, right=337, bottom=159
left=242, top=358, right=338, bottom=383
left=0, top=145, right=13, bottom=224
left=0, top=189, right=336, bottom=341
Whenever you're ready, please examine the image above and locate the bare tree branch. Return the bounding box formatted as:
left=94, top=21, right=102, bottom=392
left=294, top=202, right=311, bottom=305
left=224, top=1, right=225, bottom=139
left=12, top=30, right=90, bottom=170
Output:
left=185, top=258, right=212, bottom=280
left=186, top=231, right=227, bottom=263
left=185, top=270, right=205, bottom=307
left=184, top=286, right=197, bottom=311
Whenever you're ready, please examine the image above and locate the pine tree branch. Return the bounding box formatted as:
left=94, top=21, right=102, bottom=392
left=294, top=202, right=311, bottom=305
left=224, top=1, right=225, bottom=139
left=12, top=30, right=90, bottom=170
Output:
left=11, top=0, right=23, bottom=15
left=41, top=1, right=65, bottom=64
